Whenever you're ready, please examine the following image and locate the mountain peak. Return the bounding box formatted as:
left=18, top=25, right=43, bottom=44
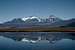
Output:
left=49, top=15, right=56, bottom=18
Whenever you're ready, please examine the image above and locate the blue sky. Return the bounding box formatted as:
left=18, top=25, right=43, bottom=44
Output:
left=0, top=0, right=75, bottom=23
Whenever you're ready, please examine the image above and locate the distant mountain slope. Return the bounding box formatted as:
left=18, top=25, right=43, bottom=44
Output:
left=66, top=22, right=75, bottom=27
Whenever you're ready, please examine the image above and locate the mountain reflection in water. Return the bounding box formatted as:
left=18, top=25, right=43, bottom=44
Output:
left=0, top=32, right=75, bottom=50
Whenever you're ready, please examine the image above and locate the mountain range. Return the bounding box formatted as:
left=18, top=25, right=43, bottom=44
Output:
left=0, top=15, right=75, bottom=28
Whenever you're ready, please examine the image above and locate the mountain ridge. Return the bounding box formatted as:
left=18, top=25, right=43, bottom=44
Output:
left=0, top=15, right=75, bottom=28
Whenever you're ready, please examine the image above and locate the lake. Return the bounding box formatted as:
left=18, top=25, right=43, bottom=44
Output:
left=0, top=32, right=75, bottom=50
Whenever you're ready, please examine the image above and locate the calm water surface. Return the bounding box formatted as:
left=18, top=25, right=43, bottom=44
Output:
left=0, top=32, right=75, bottom=50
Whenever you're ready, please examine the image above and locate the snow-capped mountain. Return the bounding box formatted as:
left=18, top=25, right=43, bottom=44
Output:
left=0, top=15, right=63, bottom=27
left=0, top=15, right=74, bottom=28
left=4, top=15, right=61, bottom=24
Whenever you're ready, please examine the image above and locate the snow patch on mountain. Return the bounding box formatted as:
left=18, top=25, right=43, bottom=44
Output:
left=21, top=16, right=41, bottom=22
